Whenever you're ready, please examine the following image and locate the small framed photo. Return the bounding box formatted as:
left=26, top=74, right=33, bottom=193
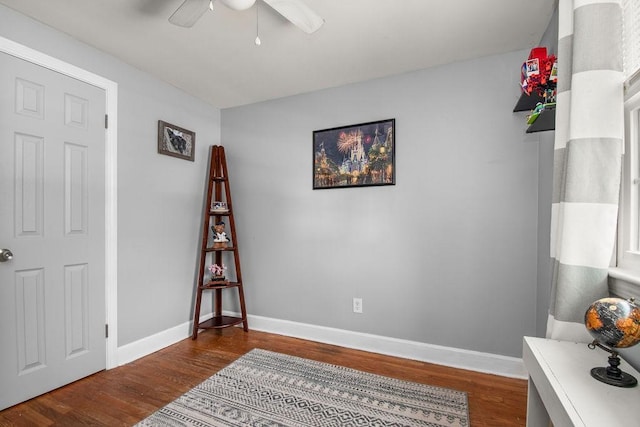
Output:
left=550, top=61, right=558, bottom=82
left=158, top=120, right=195, bottom=161
left=526, top=58, right=540, bottom=76
left=313, top=118, right=395, bottom=189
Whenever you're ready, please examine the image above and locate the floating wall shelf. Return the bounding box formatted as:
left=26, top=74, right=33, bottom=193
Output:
left=513, top=92, right=545, bottom=112
left=525, top=106, right=555, bottom=133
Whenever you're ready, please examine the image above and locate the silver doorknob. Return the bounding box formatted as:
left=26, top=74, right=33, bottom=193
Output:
left=0, top=249, right=13, bottom=262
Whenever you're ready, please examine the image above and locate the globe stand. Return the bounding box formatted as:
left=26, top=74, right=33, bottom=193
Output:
left=588, top=341, right=638, bottom=388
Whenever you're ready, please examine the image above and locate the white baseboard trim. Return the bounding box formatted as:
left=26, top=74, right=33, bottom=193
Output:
left=116, top=313, right=212, bottom=366
left=246, top=314, right=527, bottom=379
left=116, top=312, right=526, bottom=379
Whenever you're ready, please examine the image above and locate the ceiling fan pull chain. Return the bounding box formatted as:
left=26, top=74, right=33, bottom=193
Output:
left=255, top=1, right=261, bottom=45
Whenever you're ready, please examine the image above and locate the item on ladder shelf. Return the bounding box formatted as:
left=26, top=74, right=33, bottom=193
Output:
left=208, top=263, right=227, bottom=283
left=192, top=145, right=248, bottom=339
left=212, top=221, right=230, bottom=249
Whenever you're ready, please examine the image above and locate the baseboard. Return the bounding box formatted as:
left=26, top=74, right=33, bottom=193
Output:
left=246, top=314, right=527, bottom=379
left=116, top=312, right=526, bottom=379
left=116, top=313, right=213, bottom=366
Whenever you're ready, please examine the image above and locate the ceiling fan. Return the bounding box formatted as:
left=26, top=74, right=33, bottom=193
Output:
left=169, top=0, right=324, bottom=34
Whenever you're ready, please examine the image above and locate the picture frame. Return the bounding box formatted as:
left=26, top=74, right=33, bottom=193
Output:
left=313, top=118, right=395, bottom=189
left=158, top=120, right=195, bottom=161
left=526, top=58, right=540, bottom=76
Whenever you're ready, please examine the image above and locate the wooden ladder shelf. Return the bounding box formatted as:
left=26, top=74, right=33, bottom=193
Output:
left=192, top=145, right=248, bottom=339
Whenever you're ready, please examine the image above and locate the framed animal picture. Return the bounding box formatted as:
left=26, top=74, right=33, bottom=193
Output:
left=158, top=120, right=195, bottom=161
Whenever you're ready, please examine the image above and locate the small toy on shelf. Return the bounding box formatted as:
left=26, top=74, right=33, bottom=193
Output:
left=212, top=221, right=230, bottom=248
left=527, top=102, right=545, bottom=124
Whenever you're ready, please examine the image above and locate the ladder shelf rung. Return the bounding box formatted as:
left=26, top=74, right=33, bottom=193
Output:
left=204, top=246, right=237, bottom=252
left=197, top=315, right=244, bottom=329
left=200, top=281, right=240, bottom=289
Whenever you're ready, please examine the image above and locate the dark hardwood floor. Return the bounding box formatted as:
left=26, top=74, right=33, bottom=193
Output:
left=0, top=328, right=528, bottom=426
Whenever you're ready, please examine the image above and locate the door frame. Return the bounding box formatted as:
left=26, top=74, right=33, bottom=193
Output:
left=0, top=36, right=118, bottom=369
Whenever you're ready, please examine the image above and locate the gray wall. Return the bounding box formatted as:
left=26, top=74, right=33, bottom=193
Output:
left=222, top=49, right=540, bottom=358
left=0, top=5, right=220, bottom=346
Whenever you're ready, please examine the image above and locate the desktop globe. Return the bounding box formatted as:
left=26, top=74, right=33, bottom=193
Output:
left=584, top=297, right=640, bottom=387
left=585, top=297, right=640, bottom=348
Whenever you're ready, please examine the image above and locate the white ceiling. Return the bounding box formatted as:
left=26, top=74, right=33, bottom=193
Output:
left=0, top=0, right=556, bottom=109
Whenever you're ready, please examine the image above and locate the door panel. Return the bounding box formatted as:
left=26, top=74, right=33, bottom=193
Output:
left=0, top=52, right=106, bottom=410
left=14, top=132, right=44, bottom=237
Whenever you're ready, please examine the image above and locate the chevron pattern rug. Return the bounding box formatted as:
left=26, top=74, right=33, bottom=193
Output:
left=136, top=348, right=469, bottom=426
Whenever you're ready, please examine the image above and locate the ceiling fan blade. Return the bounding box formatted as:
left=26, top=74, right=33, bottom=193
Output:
left=262, top=0, right=324, bottom=34
left=169, top=0, right=211, bottom=27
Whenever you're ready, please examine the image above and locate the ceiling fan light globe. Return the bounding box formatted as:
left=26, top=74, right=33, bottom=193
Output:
left=219, top=0, right=256, bottom=11
left=262, top=0, right=324, bottom=34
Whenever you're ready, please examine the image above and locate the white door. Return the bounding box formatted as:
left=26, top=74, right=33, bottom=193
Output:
left=0, top=52, right=106, bottom=410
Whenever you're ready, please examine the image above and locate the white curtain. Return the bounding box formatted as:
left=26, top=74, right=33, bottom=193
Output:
left=547, top=0, right=624, bottom=341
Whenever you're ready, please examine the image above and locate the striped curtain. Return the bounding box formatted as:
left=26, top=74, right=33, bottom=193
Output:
left=547, top=0, right=624, bottom=341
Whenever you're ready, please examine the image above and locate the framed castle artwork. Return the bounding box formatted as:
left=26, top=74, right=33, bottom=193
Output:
left=313, top=118, right=395, bottom=189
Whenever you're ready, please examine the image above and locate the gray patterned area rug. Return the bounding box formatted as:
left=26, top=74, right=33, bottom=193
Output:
left=135, top=348, right=469, bottom=427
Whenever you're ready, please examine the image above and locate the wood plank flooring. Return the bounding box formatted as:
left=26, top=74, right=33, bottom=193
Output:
left=0, top=328, right=528, bottom=426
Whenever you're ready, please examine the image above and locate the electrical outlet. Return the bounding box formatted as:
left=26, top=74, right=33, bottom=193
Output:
left=353, top=297, right=363, bottom=313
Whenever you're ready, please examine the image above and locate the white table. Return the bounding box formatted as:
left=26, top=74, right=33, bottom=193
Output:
left=523, top=336, right=640, bottom=427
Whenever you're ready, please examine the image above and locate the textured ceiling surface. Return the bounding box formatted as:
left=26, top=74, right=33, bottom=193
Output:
left=0, top=0, right=556, bottom=108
